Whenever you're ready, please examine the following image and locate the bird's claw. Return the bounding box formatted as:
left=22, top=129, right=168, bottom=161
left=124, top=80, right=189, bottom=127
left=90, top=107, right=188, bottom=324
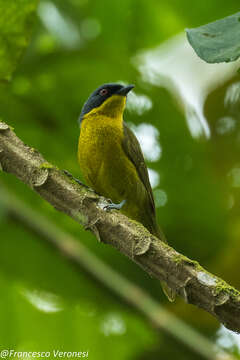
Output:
left=104, top=199, right=126, bottom=211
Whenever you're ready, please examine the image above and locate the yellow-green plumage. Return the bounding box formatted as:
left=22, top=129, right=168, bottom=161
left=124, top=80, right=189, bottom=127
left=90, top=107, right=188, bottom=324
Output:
left=78, top=95, right=159, bottom=237
left=78, top=88, right=174, bottom=301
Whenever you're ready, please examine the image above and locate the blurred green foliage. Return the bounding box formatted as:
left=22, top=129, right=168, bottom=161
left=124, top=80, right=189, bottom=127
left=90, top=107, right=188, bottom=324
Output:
left=0, top=0, right=38, bottom=80
left=0, top=0, right=240, bottom=359
left=0, top=219, right=155, bottom=359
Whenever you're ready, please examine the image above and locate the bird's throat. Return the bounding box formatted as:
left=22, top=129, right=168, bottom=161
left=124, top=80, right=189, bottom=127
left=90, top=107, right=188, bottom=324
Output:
left=83, top=95, right=126, bottom=120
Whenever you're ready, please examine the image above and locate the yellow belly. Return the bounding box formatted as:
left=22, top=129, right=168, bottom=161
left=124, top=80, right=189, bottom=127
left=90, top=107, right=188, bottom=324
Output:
left=78, top=114, right=145, bottom=221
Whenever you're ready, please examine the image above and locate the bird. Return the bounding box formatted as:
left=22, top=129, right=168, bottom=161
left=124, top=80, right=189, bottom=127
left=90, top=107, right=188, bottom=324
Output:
left=78, top=83, right=175, bottom=301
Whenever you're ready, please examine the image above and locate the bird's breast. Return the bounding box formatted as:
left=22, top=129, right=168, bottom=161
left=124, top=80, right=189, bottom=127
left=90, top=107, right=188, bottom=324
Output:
left=78, top=114, right=124, bottom=187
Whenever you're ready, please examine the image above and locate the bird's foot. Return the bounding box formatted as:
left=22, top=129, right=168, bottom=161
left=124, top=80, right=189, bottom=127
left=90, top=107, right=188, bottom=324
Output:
left=104, top=199, right=126, bottom=211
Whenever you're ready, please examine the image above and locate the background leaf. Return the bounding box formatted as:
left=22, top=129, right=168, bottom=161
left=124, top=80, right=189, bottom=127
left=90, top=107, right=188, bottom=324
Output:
left=186, top=12, right=240, bottom=63
left=0, top=0, right=38, bottom=80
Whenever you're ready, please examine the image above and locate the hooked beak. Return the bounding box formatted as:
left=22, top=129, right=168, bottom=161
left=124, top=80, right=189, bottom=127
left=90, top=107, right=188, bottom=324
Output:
left=117, top=84, right=134, bottom=96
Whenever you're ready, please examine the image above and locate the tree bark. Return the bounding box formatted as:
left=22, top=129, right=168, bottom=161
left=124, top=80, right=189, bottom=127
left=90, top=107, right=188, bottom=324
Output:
left=0, top=121, right=240, bottom=333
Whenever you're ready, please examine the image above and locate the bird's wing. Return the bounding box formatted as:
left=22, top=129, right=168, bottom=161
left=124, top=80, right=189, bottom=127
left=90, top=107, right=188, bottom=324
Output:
left=122, top=122, right=156, bottom=215
left=122, top=124, right=176, bottom=303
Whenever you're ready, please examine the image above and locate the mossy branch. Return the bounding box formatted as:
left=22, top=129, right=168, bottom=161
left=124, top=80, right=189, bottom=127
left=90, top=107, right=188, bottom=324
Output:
left=2, top=188, right=235, bottom=360
left=0, top=121, right=240, bottom=333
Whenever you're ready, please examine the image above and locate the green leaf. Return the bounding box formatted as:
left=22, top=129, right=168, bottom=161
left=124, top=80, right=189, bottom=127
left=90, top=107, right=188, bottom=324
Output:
left=186, top=12, right=240, bottom=63
left=0, top=0, right=38, bottom=81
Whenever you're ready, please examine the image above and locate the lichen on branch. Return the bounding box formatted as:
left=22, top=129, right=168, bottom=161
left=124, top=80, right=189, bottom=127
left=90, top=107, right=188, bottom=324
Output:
left=0, top=120, right=240, bottom=333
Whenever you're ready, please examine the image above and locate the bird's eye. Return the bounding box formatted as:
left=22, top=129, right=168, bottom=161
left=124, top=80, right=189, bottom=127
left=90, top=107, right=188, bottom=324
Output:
left=99, top=88, right=108, bottom=96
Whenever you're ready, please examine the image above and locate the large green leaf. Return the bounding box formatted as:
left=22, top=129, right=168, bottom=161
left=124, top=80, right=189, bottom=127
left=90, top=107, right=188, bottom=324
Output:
left=0, top=0, right=38, bottom=80
left=186, top=12, right=240, bottom=63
